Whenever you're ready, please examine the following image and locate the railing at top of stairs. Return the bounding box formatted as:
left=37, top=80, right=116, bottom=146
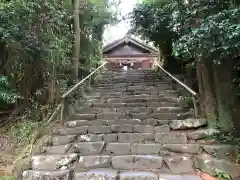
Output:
left=47, top=61, right=108, bottom=124
left=154, top=61, right=199, bottom=118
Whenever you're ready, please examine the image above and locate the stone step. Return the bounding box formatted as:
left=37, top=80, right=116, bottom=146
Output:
left=85, top=96, right=179, bottom=104
left=94, top=87, right=173, bottom=93
left=28, top=152, right=240, bottom=178
left=58, top=121, right=201, bottom=135
left=98, top=80, right=163, bottom=84
left=71, top=111, right=194, bottom=121
left=31, top=154, right=78, bottom=170
left=92, top=82, right=169, bottom=88
left=64, top=118, right=189, bottom=128
left=75, top=169, right=118, bottom=180
left=85, top=93, right=179, bottom=99
left=43, top=137, right=206, bottom=155
left=90, top=102, right=179, bottom=108
left=30, top=154, right=211, bottom=176
left=23, top=169, right=202, bottom=180
left=195, top=154, right=240, bottom=178
left=57, top=125, right=168, bottom=135
left=22, top=170, right=72, bottom=180
left=51, top=133, right=156, bottom=144
left=75, top=106, right=185, bottom=115
left=94, top=85, right=171, bottom=90
left=97, top=78, right=162, bottom=82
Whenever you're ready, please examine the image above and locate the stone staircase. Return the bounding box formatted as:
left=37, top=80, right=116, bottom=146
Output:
left=22, top=69, right=240, bottom=180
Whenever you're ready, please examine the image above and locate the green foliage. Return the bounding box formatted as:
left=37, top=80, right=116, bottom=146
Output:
left=131, top=0, right=240, bottom=134
left=130, top=0, right=179, bottom=53
left=80, top=0, right=117, bottom=71
left=10, top=120, right=39, bottom=145
left=175, top=8, right=240, bottom=62
left=215, top=168, right=232, bottom=180
left=0, top=0, right=73, bottom=106
left=0, top=0, right=116, bottom=112
left=0, top=177, right=15, bottom=180
left=0, top=76, right=21, bottom=109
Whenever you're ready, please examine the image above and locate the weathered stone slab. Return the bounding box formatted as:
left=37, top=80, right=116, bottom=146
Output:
left=155, top=107, right=182, bottom=113
left=103, top=134, right=118, bottom=142
left=22, top=170, right=72, bottom=180
left=131, top=144, right=162, bottom=155
left=112, top=155, right=163, bottom=171
left=70, top=142, right=105, bottom=155
left=159, top=175, right=201, bottom=180
left=155, top=125, right=170, bottom=133
left=164, top=155, right=195, bottom=174
left=93, top=103, right=110, bottom=108
left=76, top=107, right=100, bottom=114
left=102, top=120, right=117, bottom=126
left=107, top=98, right=123, bottom=104
left=42, top=144, right=72, bottom=154
left=78, top=134, right=103, bottom=142
left=88, top=126, right=112, bottom=134
left=91, top=120, right=108, bottom=126
left=101, top=108, right=118, bottom=113
left=187, top=129, right=219, bottom=140
left=201, top=145, right=236, bottom=161
left=52, top=135, right=77, bottom=146
left=65, top=120, right=90, bottom=127
left=111, top=103, right=126, bottom=108
left=97, top=112, right=122, bottom=119
left=126, top=102, right=147, bottom=107
left=133, top=125, right=154, bottom=133
left=158, top=174, right=182, bottom=180
left=125, top=107, right=151, bottom=113
left=155, top=133, right=187, bottom=144
left=147, top=102, right=177, bottom=108
left=170, top=118, right=206, bottom=130
left=111, top=125, right=133, bottom=133
left=143, top=118, right=158, bottom=126
left=194, top=154, right=240, bottom=178
left=58, top=127, right=88, bottom=136
left=73, top=114, right=96, bottom=120
left=31, top=154, right=78, bottom=170
left=158, top=120, right=172, bottom=125
left=76, top=156, right=111, bottom=169
left=143, top=133, right=155, bottom=142
left=154, top=113, right=179, bottom=120
left=163, top=144, right=201, bottom=154
left=118, top=133, right=151, bottom=143
left=119, top=171, right=158, bottom=180
left=75, top=169, right=118, bottom=180
left=105, top=143, right=131, bottom=155
left=162, top=97, right=179, bottom=103
left=131, top=113, right=150, bottom=120
left=117, top=119, right=143, bottom=125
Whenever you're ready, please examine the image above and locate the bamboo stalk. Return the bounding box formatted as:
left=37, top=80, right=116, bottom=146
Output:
left=60, top=101, right=65, bottom=124
left=192, top=96, right=198, bottom=118
left=47, top=104, right=62, bottom=124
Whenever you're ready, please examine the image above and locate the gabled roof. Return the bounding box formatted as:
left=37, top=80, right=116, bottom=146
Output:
left=103, top=36, right=159, bottom=54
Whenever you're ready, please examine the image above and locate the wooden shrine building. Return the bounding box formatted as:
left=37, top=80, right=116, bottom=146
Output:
left=103, top=36, right=159, bottom=70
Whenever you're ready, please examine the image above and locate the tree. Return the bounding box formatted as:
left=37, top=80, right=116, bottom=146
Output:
left=130, top=0, right=240, bottom=134
left=0, top=0, right=117, bottom=118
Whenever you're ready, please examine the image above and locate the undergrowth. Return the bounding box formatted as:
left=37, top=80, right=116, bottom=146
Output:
left=209, top=130, right=240, bottom=164
left=0, top=177, right=15, bottom=180
left=10, top=120, right=39, bottom=146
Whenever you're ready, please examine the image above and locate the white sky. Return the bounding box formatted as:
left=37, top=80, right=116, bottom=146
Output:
left=103, top=0, right=138, bottom=44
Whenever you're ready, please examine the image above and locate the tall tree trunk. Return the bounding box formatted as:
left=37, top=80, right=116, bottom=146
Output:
left=72, top=0, right=81, bottom=82
left=196, top=58, right=217, bottom=127
left=213, top=60, right=234, bottom=132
